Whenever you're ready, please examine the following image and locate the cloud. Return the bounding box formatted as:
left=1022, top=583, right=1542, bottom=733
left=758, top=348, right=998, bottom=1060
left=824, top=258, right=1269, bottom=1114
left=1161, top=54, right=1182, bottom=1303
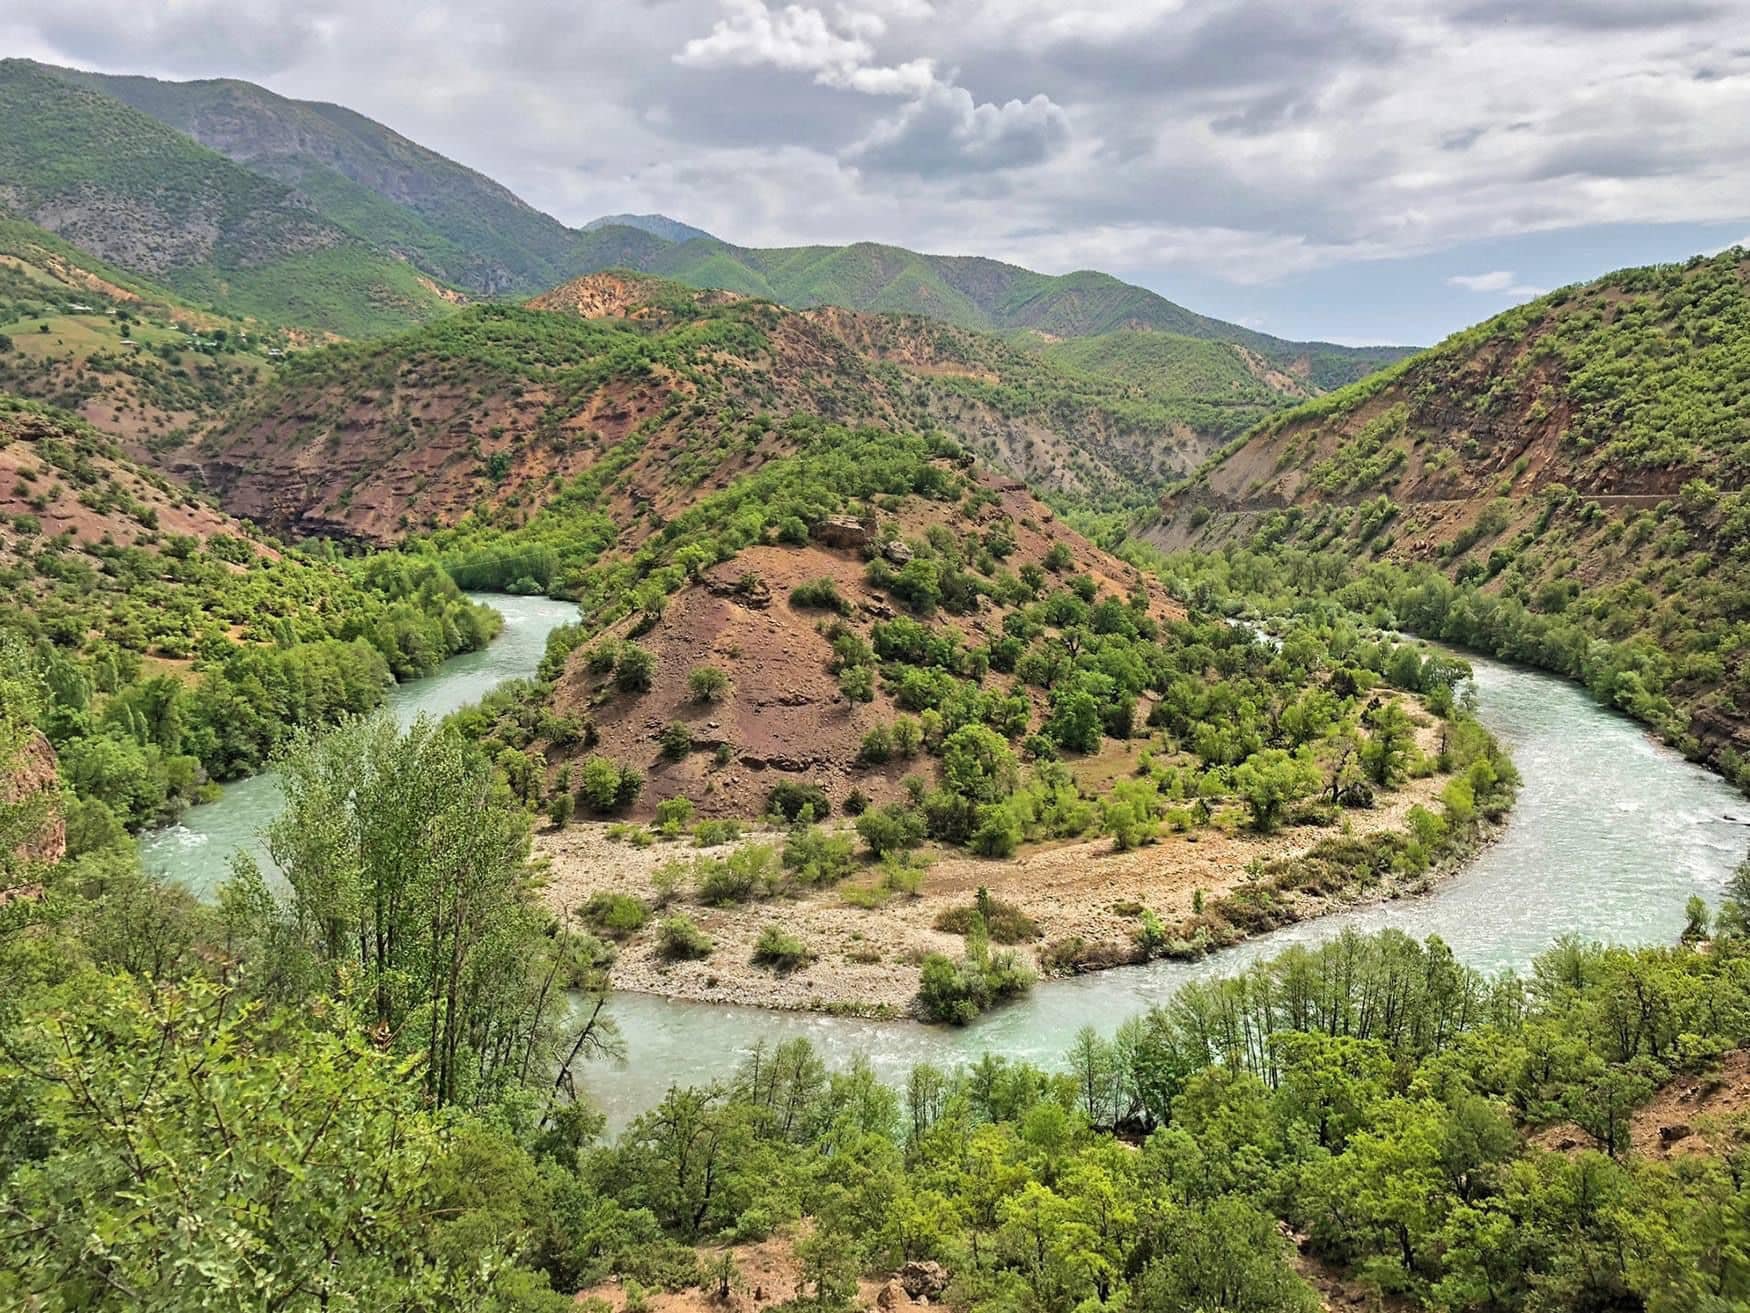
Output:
left=9, top=0, right=1750, bottom=312
left=1448, top=271, right=1548, bottom=296
left=677, top=0, right=1070, bottom=175
left=850, top=83, right=1069, bottom=175
left=676, top=0, right=871, bottom=78
left=1451, top=0, right=1726, bottom=30
left=20, top=0, right=342, bottom=76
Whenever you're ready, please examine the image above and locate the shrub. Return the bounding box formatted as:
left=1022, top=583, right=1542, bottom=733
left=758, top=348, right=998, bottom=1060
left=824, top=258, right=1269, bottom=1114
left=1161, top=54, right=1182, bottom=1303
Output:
left=768, top=781, right=831, bottom=823
left=782, top=826, right=859, bottom=887
left=838, top=665, right=875, bottom=702
left=789, top=578, right=851, bottom=613
left=880, top=853, right=927, bottom=897
left=655, top=797, right=696, bottom=833
left=583, top=892, right=650, bottom=938
left=692, top=818, right=745, bottom=847
left=696, top=844, right=781, bottom=904
left=917, top=941, right=1033, bottom=1024
left=660, top=721, right=693, bottom=760
left=859, top=725, right=893, bottom=764
left=752, top=924, right=816, bottom=971
left=578, top=756, right=640, bottom=812
left=650, top=860, right=687, bottom=908
left=968, top=803, right=1023, bottom=858
left=688, top=666, right=729, bottom=702
left=856, top=803, right=926, bottom=857
left=547, top=792, right=575, bottom=828
left=934, top=890, right=1039, bottom=943
left=657, top=915, right=713, bottom=960
left=615, top=766, right=644, bottom=810
left=1136, top=909, right=1170, bottom=957
left=615, top=644, right=655, bottom=693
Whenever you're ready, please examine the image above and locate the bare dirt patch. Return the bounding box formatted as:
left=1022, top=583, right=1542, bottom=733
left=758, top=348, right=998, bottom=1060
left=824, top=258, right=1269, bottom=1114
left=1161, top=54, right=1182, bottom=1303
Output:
left=1630, top=1047, right=1750, bottom=1160
left=573, top=1230, right=939, bottom=1313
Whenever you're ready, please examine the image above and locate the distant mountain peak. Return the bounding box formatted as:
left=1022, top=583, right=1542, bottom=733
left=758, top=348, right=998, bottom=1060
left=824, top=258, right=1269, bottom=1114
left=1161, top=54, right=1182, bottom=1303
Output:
left=581, top=214, right=715, bottom=245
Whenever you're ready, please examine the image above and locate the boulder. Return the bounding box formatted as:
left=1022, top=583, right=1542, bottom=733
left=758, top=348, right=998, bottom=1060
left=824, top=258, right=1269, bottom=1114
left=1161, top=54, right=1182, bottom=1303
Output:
left=899, top=1262, right=949, bottom=1301
left=811, top=515, right=870, bottom=550
left=881, top=540, right=913, bottom=566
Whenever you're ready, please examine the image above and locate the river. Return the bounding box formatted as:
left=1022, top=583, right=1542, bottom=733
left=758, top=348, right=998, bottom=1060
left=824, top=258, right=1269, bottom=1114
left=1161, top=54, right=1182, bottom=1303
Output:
left=138, top=595, right=1750, bottom=1126
left=138, top=593, right=581, bottom=893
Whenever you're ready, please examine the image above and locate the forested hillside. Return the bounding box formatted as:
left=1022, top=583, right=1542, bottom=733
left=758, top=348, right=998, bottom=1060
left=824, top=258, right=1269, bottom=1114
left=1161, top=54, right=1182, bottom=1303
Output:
left=1147, top=247, right=1750, bottom=785
left=0, top=60, right=458, bottom=337
left=0, top=393, right=496, bottom=836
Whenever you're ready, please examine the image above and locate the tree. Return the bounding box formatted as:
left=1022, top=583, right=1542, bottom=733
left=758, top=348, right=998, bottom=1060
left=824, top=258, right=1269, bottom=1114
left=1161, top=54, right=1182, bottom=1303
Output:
left=688, top=666, right=729, bottom=703
left=1138, top=1196, right=1318, bottom=1312
left=615, top=644, right=656, bottom=693
left=1231, top=749, right=1320, bottom=832
left=856, top=803, right=926, bottom=857
left=1361, top=701, right=1416, bottom=786
left=1102, top=778, right=1160, bottom=850
left=0, top=975, right=562, bottom=1310
left=942, top=725, right=1018, bottom=804
left=242, top=714, right=606, bottom=1108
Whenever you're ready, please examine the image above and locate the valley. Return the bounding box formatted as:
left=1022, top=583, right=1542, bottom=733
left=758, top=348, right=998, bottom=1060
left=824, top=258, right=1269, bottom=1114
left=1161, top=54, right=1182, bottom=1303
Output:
left=4, top=42, right=1750, bottom=1313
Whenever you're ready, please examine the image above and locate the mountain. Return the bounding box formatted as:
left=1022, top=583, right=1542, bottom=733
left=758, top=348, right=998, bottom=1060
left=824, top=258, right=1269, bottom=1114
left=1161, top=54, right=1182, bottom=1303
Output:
left=577, top=236, right=1412, bottom=387
left=0, top=60, right=457, bottom=338
left=190, top=271, right=1290, bottom=539
left=0, top=215, right=275, bottom=454
left=16, top=60, right=1408, bottom=397
left=40, top=61, right=587, bottom=297
left=583, top=213, right=715, bottom=245
left=1146, top=246, right=1750, bottom=780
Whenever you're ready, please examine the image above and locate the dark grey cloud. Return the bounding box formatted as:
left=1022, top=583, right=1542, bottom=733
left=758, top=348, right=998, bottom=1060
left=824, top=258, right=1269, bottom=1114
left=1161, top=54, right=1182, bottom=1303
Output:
left=1452, top=0, right=1726, bottom=29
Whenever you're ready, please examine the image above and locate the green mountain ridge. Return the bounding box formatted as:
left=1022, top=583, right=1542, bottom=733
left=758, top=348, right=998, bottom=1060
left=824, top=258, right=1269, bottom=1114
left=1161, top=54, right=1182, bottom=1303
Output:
left=573, top=235, right=1413, bottom=387
left=39, top=61, right=588, bottom=297
left=20, top=59, right=1408, bottom=387
left=581, top=213, right=716, bottom=244
left=0, top=59, right=457, bottom=338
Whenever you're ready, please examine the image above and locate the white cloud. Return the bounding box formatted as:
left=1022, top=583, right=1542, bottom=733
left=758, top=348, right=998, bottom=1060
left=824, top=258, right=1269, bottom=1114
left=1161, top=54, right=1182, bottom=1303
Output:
left=1448, top=271, right=1548, bottom=296
left=675, top=0, right=871, bottom=77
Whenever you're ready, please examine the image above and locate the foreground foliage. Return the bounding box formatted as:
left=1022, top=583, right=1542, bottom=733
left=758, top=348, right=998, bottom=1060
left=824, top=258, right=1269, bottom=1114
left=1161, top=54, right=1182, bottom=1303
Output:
left=1, top=693, right=1746, bottom=1309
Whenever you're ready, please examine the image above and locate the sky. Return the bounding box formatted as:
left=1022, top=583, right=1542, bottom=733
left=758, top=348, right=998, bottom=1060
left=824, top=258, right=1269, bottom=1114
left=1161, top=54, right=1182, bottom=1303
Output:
left=6, top=0, right=1750, bottom=346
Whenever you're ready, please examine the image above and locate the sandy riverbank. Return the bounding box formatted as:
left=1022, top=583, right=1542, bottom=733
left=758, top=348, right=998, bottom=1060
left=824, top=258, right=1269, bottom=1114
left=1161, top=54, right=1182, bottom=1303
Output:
left=534, top=729, right=1463, bottom=1017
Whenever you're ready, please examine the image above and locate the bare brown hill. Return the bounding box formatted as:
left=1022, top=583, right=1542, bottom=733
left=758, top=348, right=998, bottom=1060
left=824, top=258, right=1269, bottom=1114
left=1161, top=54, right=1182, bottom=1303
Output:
left=189, top=273, right=1226, bottom=541
left=542, top=469, right=1180, bottom=822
